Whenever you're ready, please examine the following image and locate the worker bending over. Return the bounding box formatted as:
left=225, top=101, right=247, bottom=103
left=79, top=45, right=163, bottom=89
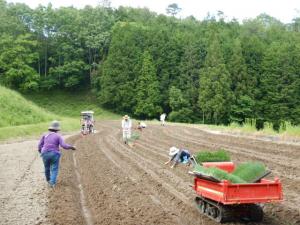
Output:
left=165, top=146, right=192, bottom=168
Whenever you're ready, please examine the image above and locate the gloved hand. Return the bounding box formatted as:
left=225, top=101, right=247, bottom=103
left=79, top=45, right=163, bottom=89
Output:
left=71, top=146, right=76, bottom=150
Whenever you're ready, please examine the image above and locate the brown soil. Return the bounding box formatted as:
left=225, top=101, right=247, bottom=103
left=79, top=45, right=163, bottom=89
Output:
left=0, top=140, right=51, bottom=225
left=1, top=121, right=299, bottom=225
left=49, top=121, right=300, bottom=225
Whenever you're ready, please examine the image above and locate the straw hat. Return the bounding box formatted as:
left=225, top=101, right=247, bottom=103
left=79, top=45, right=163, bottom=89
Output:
left=123, top=115, right=130, bottom=119
left=169, top=146, right=179, bottom=156
left=48, top=120, right=60, bottom=131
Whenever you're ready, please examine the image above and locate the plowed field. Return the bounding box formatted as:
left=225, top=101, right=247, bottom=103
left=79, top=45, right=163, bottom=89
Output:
left=49, top=121, right=300, bottom=225
left=1, top=121, right=299, bottom=225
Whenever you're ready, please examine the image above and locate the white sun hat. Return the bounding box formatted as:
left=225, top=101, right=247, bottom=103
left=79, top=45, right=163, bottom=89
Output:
left=123, top=115, right=130, bottom=119
left=169, top=146, right=179, bottom=156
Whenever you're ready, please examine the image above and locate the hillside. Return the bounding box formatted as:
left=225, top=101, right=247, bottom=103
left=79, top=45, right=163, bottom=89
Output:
left=0, top=86, right=56, bottom=127
left=2, top=0, right=300, bottom=127
left=0, top=86, right=119, bottom=141
left=24, top=90, right=119, bottom=119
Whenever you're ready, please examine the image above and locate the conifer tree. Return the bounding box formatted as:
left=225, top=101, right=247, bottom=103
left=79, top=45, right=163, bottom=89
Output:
left=260, top=41, right=300, bottom=128
left=99, top=22, right=144, bottom=112
left=168, top=86, right=193, bottom=122
left=228, top=38, right=250, bottom=97
left=178, top=41, right=205, bottom=115
left=227, top=38, right=254, bottom=123
left=199, top=36, right=233, bottom=124
left=134, top=51, right=162, bottom=118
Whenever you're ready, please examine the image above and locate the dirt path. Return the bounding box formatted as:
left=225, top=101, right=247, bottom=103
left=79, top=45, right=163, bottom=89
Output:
left=1, top=122, right=299, bottom=225
left=0, top=140, right=50, bottom=225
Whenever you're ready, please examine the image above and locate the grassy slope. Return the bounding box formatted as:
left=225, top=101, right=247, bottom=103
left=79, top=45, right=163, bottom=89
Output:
left=24, top=90, right=119, bottom=119
left=0, top=87, right=119, bottom=141
left=0, top=86, right=55, bottom=127
left=0, top=118, right=78, bottom=141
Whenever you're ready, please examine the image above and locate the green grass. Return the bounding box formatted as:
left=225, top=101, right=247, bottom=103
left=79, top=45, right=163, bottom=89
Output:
left=180, top=119, right=300, bottom=140
left=0, top=118, right=78, bottom=141
left=228, top=119, right=300, bottom=137
left=24, top=90, right=119, bottom=119
left=0, top=86, right=56, bottom=127
left=278, top=122, right=300, bottom=137
left=0, top=87, right=120, bottom=141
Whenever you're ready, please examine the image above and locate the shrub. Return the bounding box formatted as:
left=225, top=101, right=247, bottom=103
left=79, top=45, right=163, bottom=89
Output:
left=168, top=108, right=194, bottom=123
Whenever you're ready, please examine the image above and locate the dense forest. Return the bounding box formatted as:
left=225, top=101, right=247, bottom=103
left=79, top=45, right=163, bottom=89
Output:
left=0, top=0, right=300, bottom=128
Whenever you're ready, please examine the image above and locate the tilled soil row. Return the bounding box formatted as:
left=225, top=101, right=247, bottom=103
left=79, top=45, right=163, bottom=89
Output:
left=97, top=126, right=208, bottom=225
left=181, top=126, right=300, bottom=156
left=128, top=125, right=299, bottom=225
left=48, top=121, right=300, bottom=225
left=114, top=121, right=299, bottom=224
left=47, top=135, right=86, bottom=225
left=143, top=126, right=300, bottom=192
left=150, top=125, right=300, bottom=224
left=73, top=127, right=196, bottom=225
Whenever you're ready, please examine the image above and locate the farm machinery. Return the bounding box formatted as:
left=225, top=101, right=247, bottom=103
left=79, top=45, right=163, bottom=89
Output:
left=190, top=161, right=283, bottom=223
left=80, top=111, right=94, bottom=135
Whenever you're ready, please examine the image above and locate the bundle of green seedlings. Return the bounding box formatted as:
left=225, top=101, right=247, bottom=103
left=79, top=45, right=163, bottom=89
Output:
left=129, top=133, right=140, bottom=141
left=195, top=149, right=231, bottom=164
left=232, top=162, right=266, bottom=183
left=193, top=162, right=266, bottom=184
left=193, top=164, right=246, bottom=183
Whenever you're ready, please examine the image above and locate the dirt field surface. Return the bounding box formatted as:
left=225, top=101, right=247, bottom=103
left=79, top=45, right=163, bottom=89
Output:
left=0, top=140, right=50, bottom=225
left=1, top=121, right=300, bottom=225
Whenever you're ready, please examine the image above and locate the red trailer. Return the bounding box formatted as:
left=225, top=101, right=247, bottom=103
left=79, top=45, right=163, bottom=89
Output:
left=191, top=162, right=283, bottom=223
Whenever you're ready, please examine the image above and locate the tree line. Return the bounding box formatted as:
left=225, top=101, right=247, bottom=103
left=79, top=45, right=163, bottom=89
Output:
left=0, top=0, right=300, bottom=128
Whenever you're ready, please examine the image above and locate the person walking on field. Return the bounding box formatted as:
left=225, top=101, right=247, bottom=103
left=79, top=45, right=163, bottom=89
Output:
left=38, top=121, right=76, bottom=188
left=122, top=115, right=132, bottom=144
left=160, top=113, right=166, bottom=126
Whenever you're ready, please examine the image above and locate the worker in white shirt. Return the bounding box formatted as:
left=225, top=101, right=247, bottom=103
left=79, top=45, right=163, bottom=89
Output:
left=160, top=113, right=166, bottom=126
left=121, top=115, right=132, bottom=144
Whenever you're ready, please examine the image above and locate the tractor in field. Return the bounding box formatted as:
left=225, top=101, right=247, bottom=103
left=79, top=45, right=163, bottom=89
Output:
left=81, top=111, right=94, bottom=135
left=190, top=161, right=283, bottom=223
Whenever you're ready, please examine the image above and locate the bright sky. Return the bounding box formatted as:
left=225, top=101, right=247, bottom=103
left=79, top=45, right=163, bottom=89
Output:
left=6, top=0, right=300, bottom=23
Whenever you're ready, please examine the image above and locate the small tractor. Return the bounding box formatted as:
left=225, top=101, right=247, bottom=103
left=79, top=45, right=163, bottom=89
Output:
left=190, top=161, right=283, bottom=223
left=80, top=111, right=94, bottom=135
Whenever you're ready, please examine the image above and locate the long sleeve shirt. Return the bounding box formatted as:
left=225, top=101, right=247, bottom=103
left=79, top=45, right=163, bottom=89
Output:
left=122, top=119, right=132, bottom=130
left=160, top=114, right=166, bottom=121
left=38, top=132, right=73, bottom=154
left=171, top=149, right=191, bottom=163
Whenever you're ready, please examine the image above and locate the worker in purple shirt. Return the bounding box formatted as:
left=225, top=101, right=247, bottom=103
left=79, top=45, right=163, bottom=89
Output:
left=38, top=121, right=76, bottom=188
